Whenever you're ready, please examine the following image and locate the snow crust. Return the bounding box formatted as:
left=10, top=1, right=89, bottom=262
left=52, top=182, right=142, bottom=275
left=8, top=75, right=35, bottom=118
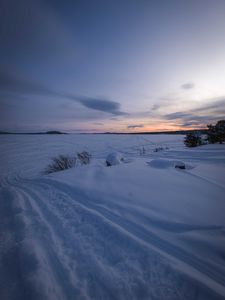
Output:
left=0, top=134, right=225, bottom=300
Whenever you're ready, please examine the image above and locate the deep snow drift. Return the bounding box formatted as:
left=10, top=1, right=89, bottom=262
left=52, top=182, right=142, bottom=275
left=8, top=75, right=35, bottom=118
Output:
left=0, top=134, right=225, bottom=300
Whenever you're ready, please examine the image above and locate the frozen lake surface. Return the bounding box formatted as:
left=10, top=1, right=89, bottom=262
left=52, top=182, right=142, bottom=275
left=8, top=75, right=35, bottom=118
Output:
left=0, top=134, right=225, bottom=300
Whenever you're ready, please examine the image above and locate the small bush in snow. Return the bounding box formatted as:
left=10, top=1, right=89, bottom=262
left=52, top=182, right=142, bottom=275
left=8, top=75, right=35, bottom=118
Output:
left=44, top=155, right=76, bottom=174
left=77, top=151, right=91, bottom=165
left=139, top=147, right=146, bottom=155
left=184, top=133, right=202, bottom=147
left=153, top=147, right=164, bottom=152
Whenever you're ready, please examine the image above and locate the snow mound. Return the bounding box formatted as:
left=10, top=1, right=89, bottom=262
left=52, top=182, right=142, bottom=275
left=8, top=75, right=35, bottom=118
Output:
left=147, top=158, right=172, bottom=169
left=106, top=152, right=124, bottom=166
left=147, top=159, right=193, bottom=170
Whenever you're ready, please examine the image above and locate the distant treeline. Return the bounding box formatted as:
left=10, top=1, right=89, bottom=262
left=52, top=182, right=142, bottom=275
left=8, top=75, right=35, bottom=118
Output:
left=102, top=129, right=208, bottom=135
left=0, top=129, right=208, bottom=135
left=0, top=131, right=66, bottom=135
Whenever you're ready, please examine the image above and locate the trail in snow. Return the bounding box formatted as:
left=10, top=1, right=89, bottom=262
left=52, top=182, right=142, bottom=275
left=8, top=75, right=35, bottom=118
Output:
left=1, top=176, right=223, bottom=300
left=1, top=134, right=225, bottom=300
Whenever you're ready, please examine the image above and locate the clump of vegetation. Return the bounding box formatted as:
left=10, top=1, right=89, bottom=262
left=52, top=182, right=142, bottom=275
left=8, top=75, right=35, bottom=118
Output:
left=77, top=151, right=91, bottom=165
left=207, top=120, right=225, bottom=144
left=139, top=147, right=146, bottom=155
left=153, top=146, right=164, bottom=152
left=43, top=155, right=76, bottom=174
left=184, top=133, right=202, bottom=147
left=43, top=151, right=92, bottom=174
left=184, top=120, right=225, bottom=148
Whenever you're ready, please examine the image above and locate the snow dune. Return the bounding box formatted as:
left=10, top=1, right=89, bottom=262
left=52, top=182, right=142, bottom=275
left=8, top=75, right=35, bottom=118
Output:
left=0, top=134, right=225, bottom=300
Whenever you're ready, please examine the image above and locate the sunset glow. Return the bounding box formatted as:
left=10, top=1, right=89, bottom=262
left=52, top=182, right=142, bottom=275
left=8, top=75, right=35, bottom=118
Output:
left=1, top=0, right=225, bottom=132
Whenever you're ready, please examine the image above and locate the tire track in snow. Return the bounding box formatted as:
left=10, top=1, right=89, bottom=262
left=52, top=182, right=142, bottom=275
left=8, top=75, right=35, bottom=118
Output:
left=0, top=186, right=43, bottom=300
left=13, top=186, right=89, bottom=300
left=14, top=177, right=225, bottom=299
left=9, top=184, right=169, bottom=300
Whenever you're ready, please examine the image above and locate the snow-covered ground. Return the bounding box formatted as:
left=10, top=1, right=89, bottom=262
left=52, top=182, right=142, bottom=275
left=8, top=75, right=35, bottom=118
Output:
left=0, top=134, right=225, bottom=300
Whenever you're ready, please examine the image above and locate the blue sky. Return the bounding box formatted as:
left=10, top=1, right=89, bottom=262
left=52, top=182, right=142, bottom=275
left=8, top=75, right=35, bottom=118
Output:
left=1, top=0, right=225, bottom=132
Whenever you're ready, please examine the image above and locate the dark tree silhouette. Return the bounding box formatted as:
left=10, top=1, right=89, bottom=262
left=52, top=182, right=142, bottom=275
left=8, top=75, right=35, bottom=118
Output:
left=184, top=133, right=202, bottom=147
left=207, top=120, right=225, bottom=144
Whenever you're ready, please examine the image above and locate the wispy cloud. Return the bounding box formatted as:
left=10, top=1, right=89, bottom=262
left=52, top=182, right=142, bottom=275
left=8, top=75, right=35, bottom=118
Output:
left=127, top=124, right=144, bottom=129
left=151, top=104, right=160, bottom=111
left=181, top=82, right=195, bottom=90
left=162, top=97, right=225, bottom=128
left=0, top=68, right=54, bottom=96
left=181, top=121, right=210, bottom=128
left=67, top=95, right=126, bottom=115
left=93, top=122, right=104, bottom=125
left=0, top=68, right=126, bottom=116
left=192, top=98, right=225, bottom=113
left=164, top=112, right=192, bottom=120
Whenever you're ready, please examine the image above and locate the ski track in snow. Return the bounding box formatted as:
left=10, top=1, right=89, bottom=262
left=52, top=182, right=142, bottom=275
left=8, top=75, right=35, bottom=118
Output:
left=0, top=134, right=225, bottom=300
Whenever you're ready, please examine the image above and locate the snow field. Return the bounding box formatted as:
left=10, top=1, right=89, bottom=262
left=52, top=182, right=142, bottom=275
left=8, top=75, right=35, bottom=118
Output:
left=0, top=134, right=225, bottom=300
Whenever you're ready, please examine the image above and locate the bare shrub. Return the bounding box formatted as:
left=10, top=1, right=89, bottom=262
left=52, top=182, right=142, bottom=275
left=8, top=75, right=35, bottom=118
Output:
left=153, top=147, right=164, bottom=152
left=44, top=155, right=76, bottom=174
left=77, top=151, right=91, bottom=165
left=139, top=147, right=146, bottom=156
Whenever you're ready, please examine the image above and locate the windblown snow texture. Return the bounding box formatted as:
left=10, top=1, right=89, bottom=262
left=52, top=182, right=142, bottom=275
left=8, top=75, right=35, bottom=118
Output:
left=0, top=134, right=225, bottom=300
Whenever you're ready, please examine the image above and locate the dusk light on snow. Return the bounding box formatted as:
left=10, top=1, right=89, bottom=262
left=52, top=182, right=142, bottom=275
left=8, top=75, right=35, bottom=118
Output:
left=0, top=1, right=225, bottom=300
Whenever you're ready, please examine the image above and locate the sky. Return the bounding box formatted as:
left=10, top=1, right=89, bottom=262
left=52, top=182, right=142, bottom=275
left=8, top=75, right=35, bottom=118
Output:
left=1, top=0, right=225, bottom=133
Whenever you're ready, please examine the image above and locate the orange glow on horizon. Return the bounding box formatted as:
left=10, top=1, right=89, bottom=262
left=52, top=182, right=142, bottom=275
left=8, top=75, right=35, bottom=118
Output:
left=128, top=124, right=206, bottom=133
